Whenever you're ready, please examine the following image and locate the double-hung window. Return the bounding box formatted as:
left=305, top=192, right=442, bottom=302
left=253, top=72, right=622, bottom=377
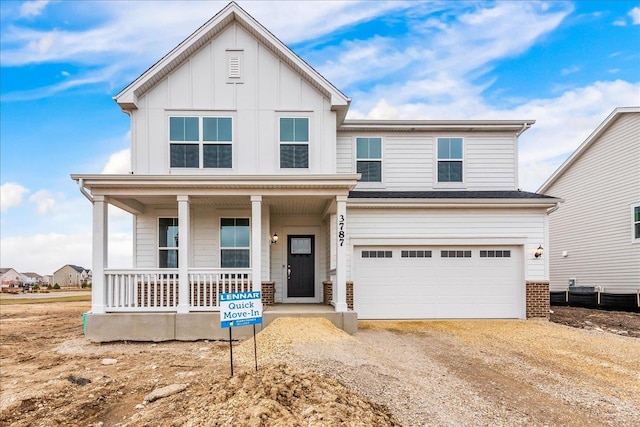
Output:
left=356, top=137, right=382, bottom=182
left=158, top=218, right=179, bottom=268
left=220, top=218, right=250, bottom=268
left=169, top=116, right=232, bottom=168
left=437, top=137, right=463, bottom=182
left=279, top=117, right=309, bottom=168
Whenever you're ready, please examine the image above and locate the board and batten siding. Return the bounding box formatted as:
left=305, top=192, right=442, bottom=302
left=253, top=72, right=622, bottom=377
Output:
left=545, top=112, right=640, bottom=293
left=344, top=208, right=547, bottom=281
left=337, top=132, right=517, bottom=191
left=131, top=21, right=336, bottom=176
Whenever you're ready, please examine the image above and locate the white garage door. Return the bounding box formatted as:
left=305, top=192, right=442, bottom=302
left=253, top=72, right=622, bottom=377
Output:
left=354, top=246, right=523, bottom=319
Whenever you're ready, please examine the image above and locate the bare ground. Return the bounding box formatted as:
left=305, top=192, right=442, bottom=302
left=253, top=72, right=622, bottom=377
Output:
left=1, top=301, right=638, bottom=426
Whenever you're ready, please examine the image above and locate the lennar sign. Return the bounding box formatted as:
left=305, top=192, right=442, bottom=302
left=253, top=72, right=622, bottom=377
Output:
left=219, top=291, right=263, bottom=328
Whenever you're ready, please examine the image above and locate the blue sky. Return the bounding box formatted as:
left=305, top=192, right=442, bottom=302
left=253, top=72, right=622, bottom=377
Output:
left=1, top=0, right=639, bottom=274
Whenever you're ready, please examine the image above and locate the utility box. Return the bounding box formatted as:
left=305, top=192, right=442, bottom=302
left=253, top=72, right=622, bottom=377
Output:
left=568, top=278, right=576, bottom=287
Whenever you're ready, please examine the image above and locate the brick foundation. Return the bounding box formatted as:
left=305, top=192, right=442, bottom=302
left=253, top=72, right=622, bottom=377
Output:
left=321, top=280, right=353, bottom=310
left=261, top=281, right=275, bottom=305
left=526, top=281, right=550, bottom=319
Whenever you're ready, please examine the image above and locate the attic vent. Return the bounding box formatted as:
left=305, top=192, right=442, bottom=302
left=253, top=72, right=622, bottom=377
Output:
left=228, top=56, right=240, bottom=78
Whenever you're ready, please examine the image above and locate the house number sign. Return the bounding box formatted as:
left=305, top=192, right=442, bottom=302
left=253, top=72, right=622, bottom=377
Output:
left=338, top=214, right=345, bottom=246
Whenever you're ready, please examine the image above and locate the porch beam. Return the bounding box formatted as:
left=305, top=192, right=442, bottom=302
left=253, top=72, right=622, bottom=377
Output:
left=334, top=195, right=348, bottom=312
left=109, top=197, right=146, bottom=215
left=251, top=196, right=262, bottom=293
left=177, top=195, right=190, bottom=313
left=91, top=195, right=108, bottom=314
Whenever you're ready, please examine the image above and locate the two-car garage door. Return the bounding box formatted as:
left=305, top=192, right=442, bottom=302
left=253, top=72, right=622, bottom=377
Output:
left=353, top=246, right=523, bottom=319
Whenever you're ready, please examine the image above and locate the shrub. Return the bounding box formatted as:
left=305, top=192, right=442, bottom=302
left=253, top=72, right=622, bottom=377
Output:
left=53, top=284, right=60, bottom=289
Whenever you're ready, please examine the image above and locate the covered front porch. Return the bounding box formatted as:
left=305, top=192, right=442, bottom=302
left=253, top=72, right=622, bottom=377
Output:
left=72, top=174, right=359, bottom=341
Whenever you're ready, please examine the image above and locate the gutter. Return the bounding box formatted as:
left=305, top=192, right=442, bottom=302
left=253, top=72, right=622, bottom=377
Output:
left=516, top=122, right=531, bottom=137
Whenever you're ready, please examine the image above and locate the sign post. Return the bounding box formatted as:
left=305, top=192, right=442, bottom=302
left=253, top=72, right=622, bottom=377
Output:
left=219, top=291, right=262, bottom=376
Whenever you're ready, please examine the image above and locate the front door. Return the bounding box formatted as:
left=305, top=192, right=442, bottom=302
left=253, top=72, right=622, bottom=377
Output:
left=287, top=235, right=315, bottom=298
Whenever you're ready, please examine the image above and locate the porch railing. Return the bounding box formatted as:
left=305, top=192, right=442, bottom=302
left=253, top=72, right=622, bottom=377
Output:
left=104, top=269, right=252, bottom=312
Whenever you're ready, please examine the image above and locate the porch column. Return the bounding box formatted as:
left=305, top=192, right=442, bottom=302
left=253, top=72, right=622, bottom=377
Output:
left=91, top=195, right=108, bottom=314
left=334, top=195, right=348, bottom=312
left=177, top=195, right=190, bottom=313
left=251, top=196, right=262, bottom=293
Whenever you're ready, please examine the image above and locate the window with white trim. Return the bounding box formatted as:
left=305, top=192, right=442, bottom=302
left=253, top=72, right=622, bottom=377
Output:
left=220, top=218, right=250, bottom=268
left=356, top=137, right=382, bottom=182
left=361, top=250, right=392, bottom=258
left=437, top=137, right=463, bottom=182
left=634, top=205, right=640, bottom=242
left=169, top=116, right=232, bottom=168
left=480, top=250, right=511, bottom=258
left=441, top=250, right=471, bottom=258
left=401, top=250, right=432, bottom=258
left=279, top=117, right=309, bottom=168
left=158, top=218, right=178, bottom=268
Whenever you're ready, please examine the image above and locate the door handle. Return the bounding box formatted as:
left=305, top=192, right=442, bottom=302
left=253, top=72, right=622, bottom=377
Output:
left=287, top=265, right=291, bottom=280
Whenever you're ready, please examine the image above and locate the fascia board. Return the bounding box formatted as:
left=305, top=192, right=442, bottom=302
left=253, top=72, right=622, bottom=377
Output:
left=347, top=198, right=561, bottom=209
left=338, top=120, right=535, bottom=133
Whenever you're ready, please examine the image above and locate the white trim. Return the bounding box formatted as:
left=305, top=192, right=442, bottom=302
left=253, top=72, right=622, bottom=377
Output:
left=633, top=202, right=640, bottom=244
left=281, top=225, right=321, bottom=303
left=157, top=216, right=179, bottom=268
left=434, top=136, right=466, bottom=189
left=354, top=136, right=383, bottom=185
left=277, top=114, right=311, bottom=170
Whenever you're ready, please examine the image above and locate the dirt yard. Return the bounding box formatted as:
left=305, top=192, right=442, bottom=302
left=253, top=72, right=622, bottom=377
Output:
left=1, top=301, right=638, bottom=426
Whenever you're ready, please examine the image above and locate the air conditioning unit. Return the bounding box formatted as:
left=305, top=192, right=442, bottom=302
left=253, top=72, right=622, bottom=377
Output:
left=568, top=278, right=576, bottom=287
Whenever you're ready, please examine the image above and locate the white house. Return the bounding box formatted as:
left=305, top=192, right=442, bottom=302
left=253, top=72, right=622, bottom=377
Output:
left=1, top=268, right=23, bottom=290
left=538, top=107, right=640, bottom=300
left=72, top=2, right=559, bottom=342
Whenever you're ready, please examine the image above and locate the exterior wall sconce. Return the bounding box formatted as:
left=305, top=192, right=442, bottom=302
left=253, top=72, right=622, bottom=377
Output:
left=534, top=245, right=544, bottom=258
left=270, top=233, right=278, bottom=245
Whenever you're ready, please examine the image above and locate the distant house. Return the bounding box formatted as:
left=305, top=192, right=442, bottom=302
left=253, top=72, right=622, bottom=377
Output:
left=42, top=275, right=54, bottom=286
left=538, top=107, right=640, bottom=295
left=23, top=272, right=44, bottom=285
left=1, top=268, right=23, bottom=290
left=53, top=265, right=88, bottom=288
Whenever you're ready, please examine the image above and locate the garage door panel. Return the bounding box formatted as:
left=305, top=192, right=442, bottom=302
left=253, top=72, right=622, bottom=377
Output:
left=354, top=246, right=522, bottom=319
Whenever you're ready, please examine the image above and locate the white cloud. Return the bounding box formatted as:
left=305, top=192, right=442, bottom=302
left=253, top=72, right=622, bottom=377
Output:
left=19, top=0, right=49, bottom=18
left=28, top=190, right=56, bottom=215
left=101, top=148, right=131, bottom=174
left=630, top=7, right=640, bottom=25
left=561, top=65, right=580, bottom=76
left=1, top=182, right=29, bottom=212
left=613, top=19, right=627, bottom=27
left=0, top=232, right=132, bottom=275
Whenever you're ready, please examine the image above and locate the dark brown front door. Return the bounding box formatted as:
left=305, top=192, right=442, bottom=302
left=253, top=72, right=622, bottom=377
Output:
left=287, top=235, right=315, bottom=298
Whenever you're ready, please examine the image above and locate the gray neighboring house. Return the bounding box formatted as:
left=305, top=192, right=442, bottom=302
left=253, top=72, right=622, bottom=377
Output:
left=538, top=106, right=640, bottom=294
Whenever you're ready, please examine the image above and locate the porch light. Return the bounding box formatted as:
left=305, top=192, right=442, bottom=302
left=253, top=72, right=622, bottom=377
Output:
left=534, top=245, right=544, bottom=258
left=270, top=233, right=279, bottom=245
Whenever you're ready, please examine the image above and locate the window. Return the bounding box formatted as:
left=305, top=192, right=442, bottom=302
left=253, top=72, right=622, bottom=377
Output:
left=280, top=117, right=309, bottom=168
left=634, top=205, right=640, bottom=241
left=361, top=250, right=392, bottom=258
left=480, top=250, right=511, bottom=258
left=220, top=218, right=250, bottom=268
left=159, top=218, right=179, bottom=268
left=170, top=116, right=232, bottom=168
left=356, top=137, right=382, bottom=182
left=401, top=250, right=432, bottom=258
left=437, top=137, right=463, bottom=182
left=441, top=250, right=471, bottom=258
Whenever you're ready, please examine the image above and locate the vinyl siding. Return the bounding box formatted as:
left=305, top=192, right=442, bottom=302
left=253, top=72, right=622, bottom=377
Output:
left=545, top=112, right=640, bottom=293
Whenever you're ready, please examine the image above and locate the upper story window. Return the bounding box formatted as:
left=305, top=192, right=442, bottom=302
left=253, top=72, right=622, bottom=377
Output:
left=634, top=204, right=640, bottom=242
left=158, top=218, right=178, bottom=268
left=356, top=137, right=382, bottom=182
left=280, top=117, right=309, bottom=168
left=169, top=116, right=232, bottom=169
left=437, top=137, right=463, bottom=182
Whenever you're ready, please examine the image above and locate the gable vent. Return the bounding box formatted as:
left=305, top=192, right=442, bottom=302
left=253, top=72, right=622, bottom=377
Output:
left=228, top=56, right=240, bottom=79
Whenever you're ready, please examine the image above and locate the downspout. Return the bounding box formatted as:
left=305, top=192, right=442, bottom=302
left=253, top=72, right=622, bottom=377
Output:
left=516, top=122, right=531, bottom=137
left=547, top=201, right=561, bottom=214
left=77, top=178, right=94, bottom=203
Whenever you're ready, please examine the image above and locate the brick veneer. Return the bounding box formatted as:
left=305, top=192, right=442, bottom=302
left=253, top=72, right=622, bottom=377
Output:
left=526, top=281, right=550, bottom=319
left=261, top=281, right=275, bottom=305
left=321, top=280, right=353, bottom=310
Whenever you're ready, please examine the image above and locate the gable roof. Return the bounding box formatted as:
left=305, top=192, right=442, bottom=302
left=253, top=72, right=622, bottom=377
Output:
left=23, top=272, right=43, bottom=279
left=55, top=264, right=86, bottom=274
left=114, top=2, right=350, bottom=121
left=538, top=106, right=640, bottom=193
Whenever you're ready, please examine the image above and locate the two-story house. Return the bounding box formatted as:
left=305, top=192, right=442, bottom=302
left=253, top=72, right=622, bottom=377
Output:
left=73, top=2, right=559, bottom=342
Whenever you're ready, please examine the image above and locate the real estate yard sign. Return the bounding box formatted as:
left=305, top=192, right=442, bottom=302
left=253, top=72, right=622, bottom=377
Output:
left=219, top=291, right=262, bottom=376
left=219, top=291, right=263, bottom=328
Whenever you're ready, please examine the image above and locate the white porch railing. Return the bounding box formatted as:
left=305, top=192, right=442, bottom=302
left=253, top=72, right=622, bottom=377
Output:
left=104, top=269, right=252, bottom=312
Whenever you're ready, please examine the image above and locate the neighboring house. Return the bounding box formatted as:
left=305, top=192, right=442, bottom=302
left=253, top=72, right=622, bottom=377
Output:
left=1, top=268, right=23, bottom=290
left=42, top=275, right=54, bottom=286
left=22, top=273, right=44, bottom=285
left=53, top=265, right=88, bottom=288
left=538, top=107, right=640, bottom=295
left=72, top=2, right=559, bottom=342
left=80, top=269, right=92, bottom=284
